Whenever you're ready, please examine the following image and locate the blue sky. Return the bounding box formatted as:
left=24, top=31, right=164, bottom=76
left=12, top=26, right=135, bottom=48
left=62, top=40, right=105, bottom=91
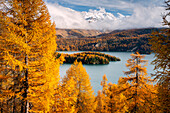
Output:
left=46, top=0, right=164, bottom=15
left=45, top=0, right=167, bottom=30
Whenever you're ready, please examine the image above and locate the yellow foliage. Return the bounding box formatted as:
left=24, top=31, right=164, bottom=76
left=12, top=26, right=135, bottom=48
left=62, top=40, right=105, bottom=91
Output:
left=0, top=0, right=60, bottom=112
left=57, top=61, right=96, bottom=113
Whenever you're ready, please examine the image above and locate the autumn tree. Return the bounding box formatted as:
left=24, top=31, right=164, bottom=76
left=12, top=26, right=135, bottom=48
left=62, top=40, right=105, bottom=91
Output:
left=55, top=76, right=77, bottom=113
left=60, top=61, right=96, bottom=113
left=0, top=0, right=60, bottom=112
left=97, top=75, right=128, bottom=113
left=149, top=0, right=170, bottom=112
left=108, top=83, right=129, bottom=113
left=95, top=75, right=110, bottom=113
left=95, top=90, right=104, bottom=113
left=118, top=52, right=158, bottom=113
left=96, top=53, right=158, bottom=113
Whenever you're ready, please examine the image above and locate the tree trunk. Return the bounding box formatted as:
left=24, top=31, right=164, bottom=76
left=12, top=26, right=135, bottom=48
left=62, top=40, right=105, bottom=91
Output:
left=21, top=55, right=29, bottom=113
left=25, top=55, right=29, bottom=113
left=0, top=80, right=3, bottom=113
left=135, top=57, right=139, bottom=113
left=0, top=102, right=3, bottom=113
left=13, top=96, right=16, bottom=113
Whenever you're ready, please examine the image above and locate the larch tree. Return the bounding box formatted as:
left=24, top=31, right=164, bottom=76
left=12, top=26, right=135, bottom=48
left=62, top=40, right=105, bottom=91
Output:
left=108, top=82, right=129, bottom=113
left=95, top=90, right=104, bottom=113
left=61, top=61, right=96, bottom=113
left=149, top=0, right=170, bottom=112
left=55, top=76, right=78, bottom=113
left=95, top=75, right=109, bottom=113
left=0, top=0, right=60, bottom=112
left=98, top=75, right=128, bottom=113
left=99, top=75, right=110, bottom=113
left=118, top=52, right=158, bottom=113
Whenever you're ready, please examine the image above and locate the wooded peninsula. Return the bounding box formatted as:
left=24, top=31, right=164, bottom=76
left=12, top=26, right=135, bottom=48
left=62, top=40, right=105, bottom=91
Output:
left=56, top=52, right=121, bottom=64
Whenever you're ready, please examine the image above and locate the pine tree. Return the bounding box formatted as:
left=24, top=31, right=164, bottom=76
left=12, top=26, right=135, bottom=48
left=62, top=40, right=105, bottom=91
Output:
left=0, top=0, right=60, bottom=112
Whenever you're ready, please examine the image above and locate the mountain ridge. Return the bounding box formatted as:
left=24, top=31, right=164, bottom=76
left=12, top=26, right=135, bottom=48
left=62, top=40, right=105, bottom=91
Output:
left=56, top=28, right=111, bottom=38
left=56, top=27, right=163, bottom=39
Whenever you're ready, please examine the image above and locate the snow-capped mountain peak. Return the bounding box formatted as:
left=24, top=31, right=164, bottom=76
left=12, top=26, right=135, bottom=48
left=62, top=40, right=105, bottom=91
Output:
left=82, top=7, right=118, bottom=23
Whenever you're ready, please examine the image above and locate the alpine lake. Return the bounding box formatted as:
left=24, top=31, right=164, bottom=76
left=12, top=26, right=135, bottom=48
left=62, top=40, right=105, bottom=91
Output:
left=59, top=51, right=155, bottom=95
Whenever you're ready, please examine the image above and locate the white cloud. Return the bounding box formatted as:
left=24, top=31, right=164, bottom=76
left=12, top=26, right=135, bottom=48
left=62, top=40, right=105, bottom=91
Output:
left=46, top=3, right=91, bottom=29
left=122, top=6, right=164, bottom=29
left=46, top=3, right=166, bottom=30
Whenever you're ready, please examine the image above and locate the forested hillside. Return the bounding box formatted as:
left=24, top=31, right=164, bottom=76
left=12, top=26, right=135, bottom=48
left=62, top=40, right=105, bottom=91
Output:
left=56, top=28, right=164, bottom=54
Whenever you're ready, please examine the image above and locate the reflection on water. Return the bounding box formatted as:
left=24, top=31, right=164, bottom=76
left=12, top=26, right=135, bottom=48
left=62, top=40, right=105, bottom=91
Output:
left=59, top=51, right=155, bottom=94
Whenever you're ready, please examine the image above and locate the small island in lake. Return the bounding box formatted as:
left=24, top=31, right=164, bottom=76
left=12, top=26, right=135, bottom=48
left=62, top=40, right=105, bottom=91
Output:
left=56, top=52, right=121, bottom=64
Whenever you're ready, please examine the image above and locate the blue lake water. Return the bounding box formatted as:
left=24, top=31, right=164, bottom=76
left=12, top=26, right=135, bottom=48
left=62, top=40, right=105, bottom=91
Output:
left=59, top=51, right=155, bottom=95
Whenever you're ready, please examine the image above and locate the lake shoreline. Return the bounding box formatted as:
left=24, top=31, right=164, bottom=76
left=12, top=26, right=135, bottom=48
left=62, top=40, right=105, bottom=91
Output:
left=59, top=51, right=155, bottom=94
left=57, top=50, right=151, bottom=55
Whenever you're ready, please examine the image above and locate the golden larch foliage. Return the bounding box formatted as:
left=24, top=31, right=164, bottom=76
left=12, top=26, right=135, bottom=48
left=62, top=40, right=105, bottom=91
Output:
left=119, top=52, right=159, bottom=112
left=0, top=0, right=60, bottom=112
left=59, top=61, right=96, bottom=113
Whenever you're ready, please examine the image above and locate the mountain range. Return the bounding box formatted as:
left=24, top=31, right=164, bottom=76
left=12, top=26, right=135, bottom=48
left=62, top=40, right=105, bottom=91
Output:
left=56, top=28, right=111, bottom=39
left=56, top=27, right=161, bottom=39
